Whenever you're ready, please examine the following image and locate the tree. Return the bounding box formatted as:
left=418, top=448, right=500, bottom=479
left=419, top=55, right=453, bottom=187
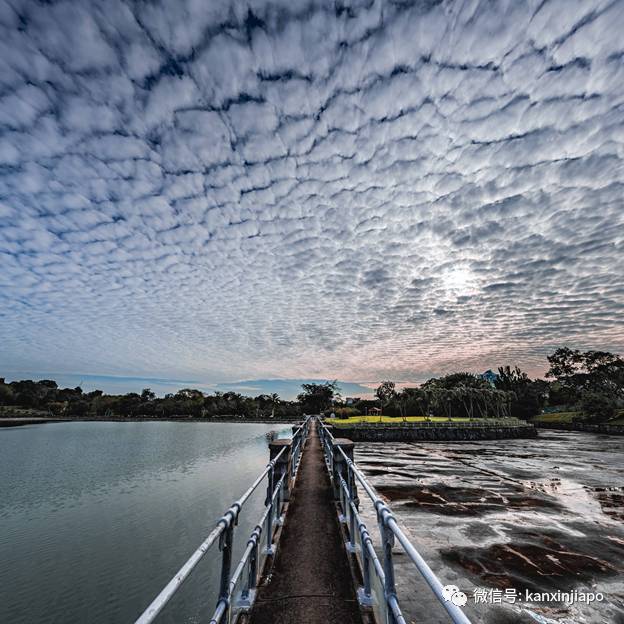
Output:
left=375, top=381, right=396, bottom=416
left=175, top=388, right=204, bottom=401
left=546, top=348, right=624, bottom=417
left=422, top=373, right=491, bottom=419
left=297, top=381, right=339, bottom=414
left=546, top=348, right=624, bottom=396
left=495, top=366, right=548, bottom=419
left=141, top=388, right=156, bottom=402
left=580, top=391, right=618, bottom=423
left=0, top=382, right=14, bottom=406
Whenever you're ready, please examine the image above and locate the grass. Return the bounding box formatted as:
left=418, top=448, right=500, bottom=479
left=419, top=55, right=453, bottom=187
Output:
left=330, top=415, right=520, bottom=426
left=531, top=411, right=580, bottom=424
left=531, top=410, right=624, bottom=425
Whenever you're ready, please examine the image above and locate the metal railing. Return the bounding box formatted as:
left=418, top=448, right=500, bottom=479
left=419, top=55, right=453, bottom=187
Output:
left=135, top=417, right=311, bottom=624
left=318, top=419, right=472, bottom=624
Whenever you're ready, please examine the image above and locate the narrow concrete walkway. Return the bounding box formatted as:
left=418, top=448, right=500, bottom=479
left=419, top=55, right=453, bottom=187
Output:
left=249, top=420, right=363, bottom=624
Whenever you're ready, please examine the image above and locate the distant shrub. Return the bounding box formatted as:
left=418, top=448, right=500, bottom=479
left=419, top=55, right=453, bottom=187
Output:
left=580, top=391, right=618, bottom=423
left=333, top=407, right=361, bottom=419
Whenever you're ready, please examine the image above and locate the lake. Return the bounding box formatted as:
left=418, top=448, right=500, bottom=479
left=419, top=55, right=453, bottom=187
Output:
left=0, top=421, right=289, bottom=624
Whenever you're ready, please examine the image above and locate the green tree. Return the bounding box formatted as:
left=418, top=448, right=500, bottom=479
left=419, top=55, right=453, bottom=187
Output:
left=495, top=366, right=548, bottom=419
left=375, top=381, right=397, bottom=416
left=0, top=382, right=14, bottom=406
left=297, top=381, right=339, bottom=414
left=580, top=391, right=618, bottom=423
left=546, top=348, right=624, bottom=418
left=547, top=348, right=624, bottom=395
left=141, top=388, right=156, bottom=402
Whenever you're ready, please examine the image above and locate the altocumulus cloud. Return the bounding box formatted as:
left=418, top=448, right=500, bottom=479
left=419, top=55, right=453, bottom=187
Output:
left=0, top=0, right=623, bottom=385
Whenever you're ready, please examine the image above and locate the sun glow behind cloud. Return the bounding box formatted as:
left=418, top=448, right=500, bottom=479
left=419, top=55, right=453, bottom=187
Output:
left=0, top=0, right=623, bottom=386
left=440, top=266, right=479, bottom=297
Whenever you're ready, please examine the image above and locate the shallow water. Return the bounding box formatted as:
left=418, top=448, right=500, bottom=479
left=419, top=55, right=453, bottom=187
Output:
left=356, top=430, right=624, bottom=623
left=0, top=421, right=288, bottom=624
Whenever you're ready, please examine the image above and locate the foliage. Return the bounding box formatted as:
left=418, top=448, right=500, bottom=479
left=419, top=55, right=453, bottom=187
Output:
left=579, top=391, right=619, bottom=423
left=546, top=348, right=624, bottom=422
left=547, top=348, right=624, bottom=397
left=3, top=348, right=622, bottom=423
left=297, top=381, right=339, bottom=414
left=420, top=373, right=511, bottom=419
left=0, top=379, right=301, bottom=420
left=494, top=365, right=548, bottom=419
left=375, top=381, right=396, bottom=409
left=331, top=407, right=361, bottom=419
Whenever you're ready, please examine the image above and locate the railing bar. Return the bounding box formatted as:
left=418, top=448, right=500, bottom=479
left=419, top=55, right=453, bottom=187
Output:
left=388, top=595, right=407, bottom=624
left=136, top=419, right=309, bottom=624
left=229, top=539, right=256, bottom=595
left=318, top=419, right=472, bottom=624
left=208, top=599, right=228, bottom=624
left=134, top=524, right=225, bottom=624
left=384, top=518, right=470, bottom=624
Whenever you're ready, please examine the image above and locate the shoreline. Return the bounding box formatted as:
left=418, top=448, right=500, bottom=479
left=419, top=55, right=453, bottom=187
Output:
left=0, top=416, right=300, bottom=428
left=327, top=422, right=537, bottom=442
left=533, top=421, right=624, bottom=436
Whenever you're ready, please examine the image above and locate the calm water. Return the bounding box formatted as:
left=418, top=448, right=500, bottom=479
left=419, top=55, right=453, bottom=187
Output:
left=0, top=421, right=289, bottom=624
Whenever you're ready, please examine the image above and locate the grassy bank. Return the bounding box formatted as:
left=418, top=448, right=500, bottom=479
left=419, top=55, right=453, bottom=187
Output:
left=531, top=410, right=624, bottom=426
left=329, top=415, right=527, bottom=427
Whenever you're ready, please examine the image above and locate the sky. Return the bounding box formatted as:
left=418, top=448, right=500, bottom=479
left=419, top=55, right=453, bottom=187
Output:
left=1, top=0, right=623, bottom=397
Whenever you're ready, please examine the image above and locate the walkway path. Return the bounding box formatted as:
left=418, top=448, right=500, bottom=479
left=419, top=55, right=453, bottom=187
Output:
left=248, top=420, right=363, bottom=624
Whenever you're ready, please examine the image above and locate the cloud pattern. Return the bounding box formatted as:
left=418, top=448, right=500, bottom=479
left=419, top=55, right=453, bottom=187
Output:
left=1, top=0, right=623, bottom=385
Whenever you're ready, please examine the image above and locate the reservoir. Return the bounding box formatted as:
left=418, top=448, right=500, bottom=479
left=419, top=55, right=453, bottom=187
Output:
left=2, top=423, right=622, bottom=624
left=0, top=421, right=288, bottom=624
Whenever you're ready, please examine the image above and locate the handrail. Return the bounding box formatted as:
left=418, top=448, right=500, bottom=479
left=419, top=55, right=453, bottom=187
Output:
left=319, top=419, right=472, bottom=624
left=135, top=416, right=311, bottom=624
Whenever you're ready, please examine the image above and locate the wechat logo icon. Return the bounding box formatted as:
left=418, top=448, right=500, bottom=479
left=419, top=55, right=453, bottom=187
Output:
left=442, top=584, right=468, bottom=607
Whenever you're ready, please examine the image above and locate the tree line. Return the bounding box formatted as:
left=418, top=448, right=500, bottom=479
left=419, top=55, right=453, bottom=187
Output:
left=337, top=348, right=623, bottom=424
left=1, top=348, right=622, bottom=422
left=0, top=382, right=303, bottom=420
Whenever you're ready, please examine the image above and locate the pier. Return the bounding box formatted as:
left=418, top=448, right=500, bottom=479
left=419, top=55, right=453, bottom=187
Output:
left=134, top=417, right=472, bottom=624
left=248, top=419, right=363, bottom=624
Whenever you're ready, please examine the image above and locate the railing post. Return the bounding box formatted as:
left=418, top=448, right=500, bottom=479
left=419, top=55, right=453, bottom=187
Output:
left=239, top=526, right=261, bottom=608
left=332, top=438, right=357, bottom=505
left=357, top=524, right=375, bottom=608
left=269, top=439, right=292, bottom=501
left=217, top=505, right=239, bottom=621
left=264, top=498, right=274, bottom=556
left=264, top=454, right=274, bottom=555
left=348, top=499, right=357, bottom=552
left=376, top=502, right=398, bottom=624
left=265, top=440, right=291, bottom=555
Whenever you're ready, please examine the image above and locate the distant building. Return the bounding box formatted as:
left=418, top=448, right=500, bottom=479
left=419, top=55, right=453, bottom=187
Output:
left=345, top=397, right=357, bottom=405
left=479, top=370, right=499, bottom=386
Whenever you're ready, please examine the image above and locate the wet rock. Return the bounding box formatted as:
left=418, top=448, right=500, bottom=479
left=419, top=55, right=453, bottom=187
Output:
left=441, top=534, right=623, bottom=592
left=376, top=483, right=563, bottom=516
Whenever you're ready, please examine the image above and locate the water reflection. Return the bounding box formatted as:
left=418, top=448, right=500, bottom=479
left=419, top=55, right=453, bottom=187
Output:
left=0, top=421, right=288, bottom=624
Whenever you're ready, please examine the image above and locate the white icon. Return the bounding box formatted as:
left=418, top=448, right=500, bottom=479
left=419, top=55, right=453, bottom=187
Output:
left=442, top=585, right=459, bottom=601
left=442, top=584, right=468, bottom=607
left=452, top=591, right=468, bottom=606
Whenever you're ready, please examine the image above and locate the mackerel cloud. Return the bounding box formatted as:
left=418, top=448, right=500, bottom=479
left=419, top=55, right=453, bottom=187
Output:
left=0, top=0, right=623, bottom=384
